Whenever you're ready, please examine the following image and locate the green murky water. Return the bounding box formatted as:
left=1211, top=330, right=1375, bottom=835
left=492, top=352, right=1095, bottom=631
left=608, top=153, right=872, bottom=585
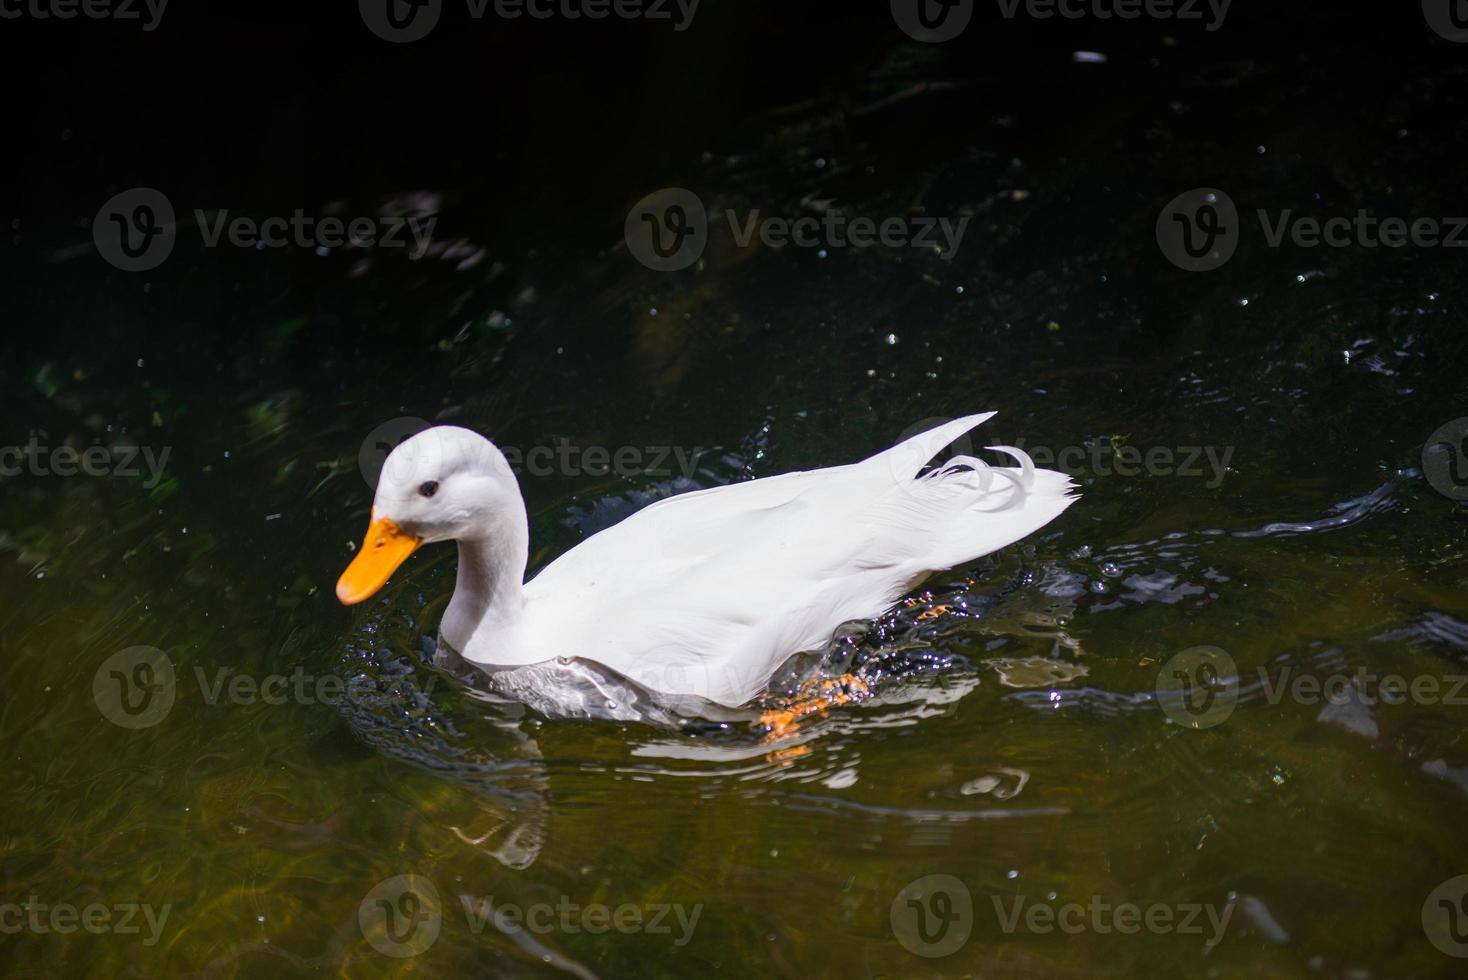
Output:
left=4, top=9, right=1468, bottom=979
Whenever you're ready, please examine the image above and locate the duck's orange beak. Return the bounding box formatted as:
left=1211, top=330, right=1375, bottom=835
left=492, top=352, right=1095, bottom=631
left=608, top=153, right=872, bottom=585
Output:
left=336, top=513, right=423, bottom=605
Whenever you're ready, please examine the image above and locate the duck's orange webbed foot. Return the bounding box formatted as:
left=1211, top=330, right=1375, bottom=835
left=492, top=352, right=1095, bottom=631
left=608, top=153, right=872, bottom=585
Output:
left=759, top=674, right=872, bottom=743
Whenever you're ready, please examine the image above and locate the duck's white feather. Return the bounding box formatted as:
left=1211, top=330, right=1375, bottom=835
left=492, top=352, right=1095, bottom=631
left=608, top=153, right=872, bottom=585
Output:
left=470, top=412, right=1080, bottom=706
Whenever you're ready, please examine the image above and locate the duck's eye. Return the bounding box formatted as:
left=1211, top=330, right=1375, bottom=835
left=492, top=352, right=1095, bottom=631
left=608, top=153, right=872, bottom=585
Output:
left=418, top=480, right=439, bottom=498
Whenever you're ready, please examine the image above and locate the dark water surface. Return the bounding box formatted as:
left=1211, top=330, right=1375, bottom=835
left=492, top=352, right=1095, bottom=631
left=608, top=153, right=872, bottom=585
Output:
left=3, top=5, right=1468, bottom=977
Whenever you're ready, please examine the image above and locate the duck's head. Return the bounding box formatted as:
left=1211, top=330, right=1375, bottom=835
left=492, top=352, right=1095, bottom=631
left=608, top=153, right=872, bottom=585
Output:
left=336, top=425, right=520, bottom=605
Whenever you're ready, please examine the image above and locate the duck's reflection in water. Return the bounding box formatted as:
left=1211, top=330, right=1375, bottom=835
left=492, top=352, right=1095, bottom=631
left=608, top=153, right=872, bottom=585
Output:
left=334, top=633, right=553, bottom=870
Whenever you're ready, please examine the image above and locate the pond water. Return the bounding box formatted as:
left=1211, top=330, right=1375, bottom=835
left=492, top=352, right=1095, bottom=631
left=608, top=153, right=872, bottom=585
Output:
left=3, top=6, right=1468, bottom=978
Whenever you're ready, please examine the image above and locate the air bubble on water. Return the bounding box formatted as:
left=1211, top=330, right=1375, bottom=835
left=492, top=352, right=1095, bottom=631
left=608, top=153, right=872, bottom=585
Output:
left=1099, top=561, right=1121, bottom=578
left=1007, top=869, right=1019, bottom=879
left=605, top=700, right=617, bottom=710
left=817, top=248, right=828, bottom=259
left=1069, top=544, right=1092, bottom=560
left=885, top=333, right=898, bottom=345
left=1090, top=580, right=1109, bottom=594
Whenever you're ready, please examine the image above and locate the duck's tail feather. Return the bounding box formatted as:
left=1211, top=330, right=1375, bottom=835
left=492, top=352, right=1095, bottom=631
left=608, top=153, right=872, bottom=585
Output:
left=862, top=422, right=1079, bottom=575
left=862, top=412, right=999, bottom=483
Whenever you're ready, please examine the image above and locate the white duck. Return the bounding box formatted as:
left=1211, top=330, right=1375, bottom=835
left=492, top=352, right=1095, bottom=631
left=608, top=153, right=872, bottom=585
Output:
left=337, top=413, right=1077, bottom=708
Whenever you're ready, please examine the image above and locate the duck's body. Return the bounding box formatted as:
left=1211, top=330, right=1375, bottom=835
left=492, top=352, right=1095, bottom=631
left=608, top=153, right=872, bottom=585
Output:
left=339, top=413, right=1077, bottom=708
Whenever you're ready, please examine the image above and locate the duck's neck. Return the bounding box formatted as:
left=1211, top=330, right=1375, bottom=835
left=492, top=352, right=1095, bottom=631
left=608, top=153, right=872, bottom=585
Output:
left=441, top=509, right=529, bottom=660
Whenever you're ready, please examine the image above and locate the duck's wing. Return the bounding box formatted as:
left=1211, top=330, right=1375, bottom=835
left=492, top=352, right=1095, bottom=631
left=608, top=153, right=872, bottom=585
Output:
left=523, top=413, right=1077, bottom=705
